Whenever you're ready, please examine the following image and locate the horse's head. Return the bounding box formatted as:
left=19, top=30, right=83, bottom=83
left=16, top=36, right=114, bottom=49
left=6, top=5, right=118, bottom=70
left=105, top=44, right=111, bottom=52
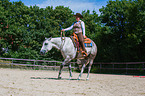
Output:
left=40, top=37, right=52, bottom=55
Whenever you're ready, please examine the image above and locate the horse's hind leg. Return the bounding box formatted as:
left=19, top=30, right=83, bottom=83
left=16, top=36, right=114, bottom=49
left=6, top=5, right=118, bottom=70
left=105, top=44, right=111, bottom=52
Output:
left=78, top=59, right=89, bottom=80
left=87, top=59, right=94, bottom=80
left=68, top=63, right=72, bottom=79
left=78, top=64, right=86, bottom=80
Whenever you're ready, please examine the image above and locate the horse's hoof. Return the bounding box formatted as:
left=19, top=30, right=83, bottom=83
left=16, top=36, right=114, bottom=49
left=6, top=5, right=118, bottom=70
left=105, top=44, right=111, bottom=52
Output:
left=68, top=75, right=72, bottom=80
left=77, top=78, right=80, bottom=80
left=86, top=78, right=89, bottom=81
left=58, top=77, right=62, bottom=79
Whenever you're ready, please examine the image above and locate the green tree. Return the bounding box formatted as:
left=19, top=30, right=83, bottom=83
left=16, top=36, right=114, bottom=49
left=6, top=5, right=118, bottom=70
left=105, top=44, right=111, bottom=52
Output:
left=99, top=0, right=145, bottom=61
left=126, top=0, right=145, bottom=61
left=0, top=0, right=10, bottom=48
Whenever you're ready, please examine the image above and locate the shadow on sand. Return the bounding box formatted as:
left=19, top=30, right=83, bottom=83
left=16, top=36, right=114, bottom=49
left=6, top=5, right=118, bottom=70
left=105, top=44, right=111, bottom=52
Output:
left=30, top=77, right=86, bottom=81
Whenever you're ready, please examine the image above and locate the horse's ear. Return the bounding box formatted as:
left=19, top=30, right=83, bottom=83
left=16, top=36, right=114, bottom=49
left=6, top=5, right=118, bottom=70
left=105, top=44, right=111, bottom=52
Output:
left=45, top=37, right=52, bottom=41
left=45, top=37, right=48, bottom=40
left=48, top=37, right=52, bottom=41
left=49, top=37, right=52, bottom=40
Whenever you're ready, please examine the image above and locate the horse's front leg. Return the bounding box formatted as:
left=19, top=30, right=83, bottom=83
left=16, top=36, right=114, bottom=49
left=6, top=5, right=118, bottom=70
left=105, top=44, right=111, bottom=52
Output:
left=58, top=57, right=71, bottom=79
left=58, top=61, right=65, bottom=79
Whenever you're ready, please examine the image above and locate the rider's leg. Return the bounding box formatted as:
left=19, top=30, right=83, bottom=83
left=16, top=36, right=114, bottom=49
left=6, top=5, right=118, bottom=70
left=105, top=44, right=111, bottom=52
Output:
left=77, top=33, right=87, bottom=56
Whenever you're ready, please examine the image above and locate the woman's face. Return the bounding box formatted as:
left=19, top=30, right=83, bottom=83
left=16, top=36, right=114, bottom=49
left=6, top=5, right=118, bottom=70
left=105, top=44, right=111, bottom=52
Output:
left=76, top=16, right=80, bottom=21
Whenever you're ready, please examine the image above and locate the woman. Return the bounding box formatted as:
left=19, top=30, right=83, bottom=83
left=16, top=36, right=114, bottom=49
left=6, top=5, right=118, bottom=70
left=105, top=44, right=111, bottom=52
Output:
left=61, top=13, right=87, bottom=56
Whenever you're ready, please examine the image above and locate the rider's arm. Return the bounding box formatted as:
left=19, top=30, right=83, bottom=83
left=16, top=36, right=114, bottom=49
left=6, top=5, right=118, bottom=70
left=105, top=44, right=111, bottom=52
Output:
left=81, top=21, right=85, bottom=37
left=64, top=23, right=74, bottom=31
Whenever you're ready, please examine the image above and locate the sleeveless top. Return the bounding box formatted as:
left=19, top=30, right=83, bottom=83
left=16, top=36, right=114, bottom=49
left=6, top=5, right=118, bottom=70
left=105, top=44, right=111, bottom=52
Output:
left=73, top=21, right=82, bottom=34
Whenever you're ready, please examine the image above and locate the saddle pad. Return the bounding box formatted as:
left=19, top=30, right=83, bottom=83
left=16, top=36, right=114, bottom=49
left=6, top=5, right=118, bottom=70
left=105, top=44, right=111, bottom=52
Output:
left=84, top=38, right=92, bottom=47
left=85, top=43, right=92, bottom=47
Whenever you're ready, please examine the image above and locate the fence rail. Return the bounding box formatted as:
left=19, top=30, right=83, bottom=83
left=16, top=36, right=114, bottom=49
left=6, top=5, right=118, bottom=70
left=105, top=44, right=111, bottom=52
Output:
left=0, top=57, right=77, bottom=70
left=0, top=58, right=145, bottom=74
left=94, top=62, right=145, bottom=74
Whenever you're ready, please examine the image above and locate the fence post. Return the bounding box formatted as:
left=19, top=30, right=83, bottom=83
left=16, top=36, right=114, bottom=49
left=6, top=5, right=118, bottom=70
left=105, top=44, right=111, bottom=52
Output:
left=143, top=63, right=144, bottom=71
left=33, top=60, right=36, bottom=70
left=126, top=63, right=128, bottom=74
left=54, top=62, right=56, bottom=71
left=113, top=64, right=114, bottom=73
left=100, top=63, right=102, bottom=73
left=11, top=59, right=13, bottom=68
left=73, top=62, right=76, bottom=72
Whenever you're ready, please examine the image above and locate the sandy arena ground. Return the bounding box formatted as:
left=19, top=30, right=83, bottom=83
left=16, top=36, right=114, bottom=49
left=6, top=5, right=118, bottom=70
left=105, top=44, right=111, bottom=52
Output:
left=0, top=68, right=145, bottom=96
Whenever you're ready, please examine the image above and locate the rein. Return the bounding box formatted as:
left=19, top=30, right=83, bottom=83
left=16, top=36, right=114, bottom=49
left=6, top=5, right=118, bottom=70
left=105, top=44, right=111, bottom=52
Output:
left=61, top=31, right=65, bottom=40
left=60, top=31, right=65, bottom=49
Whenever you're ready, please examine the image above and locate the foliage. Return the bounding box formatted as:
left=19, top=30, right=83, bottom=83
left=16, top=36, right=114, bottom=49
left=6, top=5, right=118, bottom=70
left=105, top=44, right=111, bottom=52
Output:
left=99, top=0, right=145, bottom=62
left=0, top=0, right=145, bottom=63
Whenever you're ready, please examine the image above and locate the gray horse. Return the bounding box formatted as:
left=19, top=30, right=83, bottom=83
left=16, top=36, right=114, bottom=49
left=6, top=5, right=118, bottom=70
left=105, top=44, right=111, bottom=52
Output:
left=40, top=37, right=97, bottom=80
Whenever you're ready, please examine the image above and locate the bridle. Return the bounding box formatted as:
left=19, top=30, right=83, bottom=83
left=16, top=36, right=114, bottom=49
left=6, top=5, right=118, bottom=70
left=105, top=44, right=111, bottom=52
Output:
left=61, top=31, right=65, bottom=40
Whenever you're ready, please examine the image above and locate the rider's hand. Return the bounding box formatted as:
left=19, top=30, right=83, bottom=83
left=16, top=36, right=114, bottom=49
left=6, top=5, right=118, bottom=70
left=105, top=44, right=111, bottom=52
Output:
left=84, top=35, right=87, bottom=38
left=61, top=29, right=65, bottom=32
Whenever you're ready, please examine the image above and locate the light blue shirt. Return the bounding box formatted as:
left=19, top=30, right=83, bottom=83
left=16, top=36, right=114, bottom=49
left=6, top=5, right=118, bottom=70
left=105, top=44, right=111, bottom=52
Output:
left=64, top=20, right=85, bottom=36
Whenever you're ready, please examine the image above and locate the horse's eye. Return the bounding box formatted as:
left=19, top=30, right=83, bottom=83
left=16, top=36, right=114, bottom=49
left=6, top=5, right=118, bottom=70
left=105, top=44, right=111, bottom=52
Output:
left=45, top=43, right=48, bottom=45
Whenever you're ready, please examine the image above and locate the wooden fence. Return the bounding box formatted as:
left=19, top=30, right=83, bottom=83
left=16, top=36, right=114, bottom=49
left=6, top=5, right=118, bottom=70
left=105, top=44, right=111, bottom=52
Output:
left=0, top=57, right=77, bottom=70
left=94, top=62, right=145, bottom=74
left=0, top=57, right=145, bottom=74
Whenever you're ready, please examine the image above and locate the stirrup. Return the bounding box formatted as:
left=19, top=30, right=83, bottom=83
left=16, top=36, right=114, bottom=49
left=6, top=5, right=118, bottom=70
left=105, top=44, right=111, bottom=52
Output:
left=81, top=51, right=87, bottom=57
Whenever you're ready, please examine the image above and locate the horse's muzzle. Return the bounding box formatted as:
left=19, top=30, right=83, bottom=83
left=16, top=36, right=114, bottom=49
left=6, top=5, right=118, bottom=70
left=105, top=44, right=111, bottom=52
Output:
left=40, top=50, right=46, bottom=55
